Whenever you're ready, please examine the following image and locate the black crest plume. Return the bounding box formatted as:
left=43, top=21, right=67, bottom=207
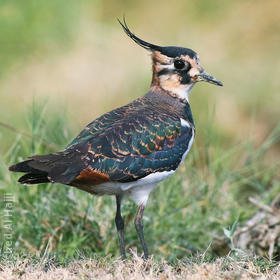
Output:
left=118, top=17, right=161, bottom=52
left=118, top=17, right=198, bottom=59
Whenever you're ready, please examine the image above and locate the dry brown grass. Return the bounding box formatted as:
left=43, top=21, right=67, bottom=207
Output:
left=1, top=253, right=280, bottom=280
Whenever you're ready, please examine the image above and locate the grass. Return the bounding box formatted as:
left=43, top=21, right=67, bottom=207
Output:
left=1, top=101, right=279, bottom=264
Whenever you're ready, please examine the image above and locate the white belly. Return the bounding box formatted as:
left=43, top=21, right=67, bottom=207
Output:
left=92, top=170, right=174, bottom=205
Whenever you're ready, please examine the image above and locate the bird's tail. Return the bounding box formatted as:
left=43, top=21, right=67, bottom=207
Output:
left=9, top=152, right=85, bottom=185
left=9, top=159, right=50, bottom=184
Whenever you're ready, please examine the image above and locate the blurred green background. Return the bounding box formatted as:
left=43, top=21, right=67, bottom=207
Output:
left=0, top=0, right=280, bottom=261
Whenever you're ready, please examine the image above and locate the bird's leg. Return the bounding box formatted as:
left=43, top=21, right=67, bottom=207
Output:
left=134, top=203, right=149, bottom=259
left=115, top=195, right=126, bottom=260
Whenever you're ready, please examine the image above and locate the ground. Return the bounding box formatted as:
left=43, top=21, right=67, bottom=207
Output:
left=1, top=253, right=280, bottom=280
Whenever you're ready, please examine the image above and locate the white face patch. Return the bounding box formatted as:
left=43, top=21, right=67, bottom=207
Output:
left=189, top=68, right=200, bottom=77
left=157, top=63, right=174, bottom=70
left=156, top=57, right=199, bottom=102
left=172, top=83, right=194, bottom=102
left=158, top=71, right=194, bottom=102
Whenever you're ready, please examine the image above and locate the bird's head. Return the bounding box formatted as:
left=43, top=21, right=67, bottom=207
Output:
left=119, top=19, right=223, bottom=101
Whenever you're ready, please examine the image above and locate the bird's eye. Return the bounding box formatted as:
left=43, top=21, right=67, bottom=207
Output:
left=174, top=59, right=185, bottom=70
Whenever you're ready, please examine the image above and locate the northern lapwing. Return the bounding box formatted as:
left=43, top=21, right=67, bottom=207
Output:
left=9, top=19, right=223, bottom=260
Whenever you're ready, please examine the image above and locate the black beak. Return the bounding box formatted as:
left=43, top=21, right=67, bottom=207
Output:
left=197, top=71, right=223, bottom=86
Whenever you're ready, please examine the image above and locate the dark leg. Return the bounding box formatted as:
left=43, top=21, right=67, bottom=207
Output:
left=115, top=195, right=126, bottom=260
left=134, top=204, right=149, bottom=259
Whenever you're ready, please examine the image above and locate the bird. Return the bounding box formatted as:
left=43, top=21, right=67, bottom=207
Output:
left=9, top=18, right=223, bottom=260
